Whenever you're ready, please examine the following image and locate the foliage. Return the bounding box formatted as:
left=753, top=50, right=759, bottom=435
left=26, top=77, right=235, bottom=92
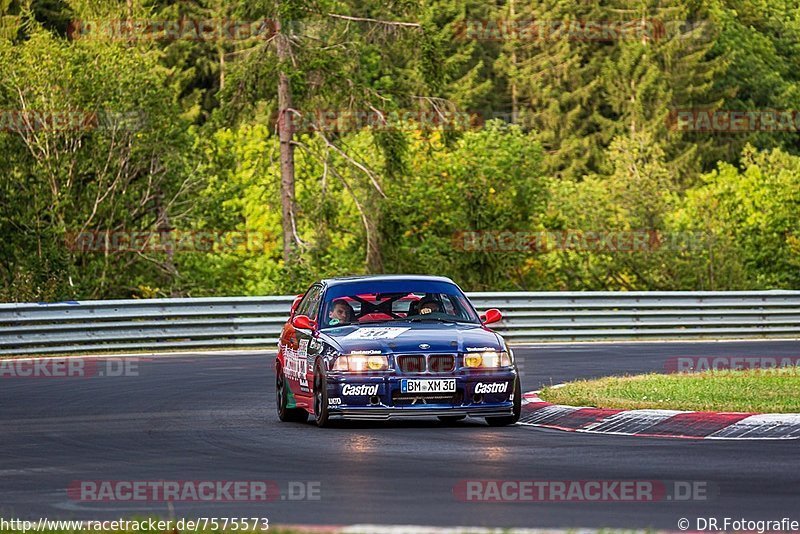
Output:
left=1, top=0, right=799, bottom=300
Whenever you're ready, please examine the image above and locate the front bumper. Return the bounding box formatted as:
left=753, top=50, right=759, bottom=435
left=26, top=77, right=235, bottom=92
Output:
left=329, top=404, right=514, bottom=420
left=325, top=370, right=517, bottom=420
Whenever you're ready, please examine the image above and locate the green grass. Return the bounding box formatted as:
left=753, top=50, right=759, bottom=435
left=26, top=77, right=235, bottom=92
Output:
left=539, top=367, right=800, bottom=413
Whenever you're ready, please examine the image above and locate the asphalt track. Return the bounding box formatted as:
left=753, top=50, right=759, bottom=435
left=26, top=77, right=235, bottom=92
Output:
left=1, top=340, right=799, bottom=530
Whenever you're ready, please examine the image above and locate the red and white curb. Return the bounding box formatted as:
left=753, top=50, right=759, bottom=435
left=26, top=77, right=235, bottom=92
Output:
left=520, top=392, right=800, bottom=440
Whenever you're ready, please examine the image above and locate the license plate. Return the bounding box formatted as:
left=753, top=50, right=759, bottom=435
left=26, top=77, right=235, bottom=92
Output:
left=401, top=379, right=456, bottom=394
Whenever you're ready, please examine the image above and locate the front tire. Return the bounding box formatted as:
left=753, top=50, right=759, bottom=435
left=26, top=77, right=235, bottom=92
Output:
left=276, top=367, right=308, bottom=423
left=313, top=362, right=331, bottom=427
left=485, top=376, right=521, bottom=427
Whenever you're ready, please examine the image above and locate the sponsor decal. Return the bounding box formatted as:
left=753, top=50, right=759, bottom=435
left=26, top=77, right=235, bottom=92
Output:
left=284, top=340, right=309, bottom=391
left=474, top=382, right=508, bottom=394
left=328, top=397, right=342, bottom=406
left=342, top=327, right=410, bottom=340
left=341, top=384, right=379, bottom=396
left=349, top=349, right=383, bottom=355
left=466, top=346, right=497, bottom=352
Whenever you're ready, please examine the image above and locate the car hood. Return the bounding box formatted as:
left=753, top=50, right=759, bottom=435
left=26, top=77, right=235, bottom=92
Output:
left=317, top=321, right=504, bottom=354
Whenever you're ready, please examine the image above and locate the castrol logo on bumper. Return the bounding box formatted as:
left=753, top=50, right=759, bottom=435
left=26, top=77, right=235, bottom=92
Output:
left=474, top=382, right=508, bottom=394
left=341, top=384, right=379, bottom=396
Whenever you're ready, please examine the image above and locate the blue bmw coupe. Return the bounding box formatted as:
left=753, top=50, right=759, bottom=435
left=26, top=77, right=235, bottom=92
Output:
left=275, top=275, right=521, bottom=427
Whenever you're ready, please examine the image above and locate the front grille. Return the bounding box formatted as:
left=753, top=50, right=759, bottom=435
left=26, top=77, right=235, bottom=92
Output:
left=428, top=354, right=455, bottom=373
left=397, top=355, right=425, bottom=373
left=395, top=353, right=457, bottom=373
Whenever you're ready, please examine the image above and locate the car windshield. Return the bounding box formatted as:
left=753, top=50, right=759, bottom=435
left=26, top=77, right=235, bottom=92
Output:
left=319, top=280, right=480, bottom=328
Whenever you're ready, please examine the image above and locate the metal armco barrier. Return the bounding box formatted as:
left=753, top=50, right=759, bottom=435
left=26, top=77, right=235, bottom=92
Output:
left=1, top=291, right=800, bottom=355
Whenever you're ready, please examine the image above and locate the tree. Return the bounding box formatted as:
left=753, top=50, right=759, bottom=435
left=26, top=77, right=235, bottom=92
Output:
left=0, top=26, right=192, bottom=299
left=672, top=146, right=800, bottom=289
left=220, top=0, right=429, bottom=271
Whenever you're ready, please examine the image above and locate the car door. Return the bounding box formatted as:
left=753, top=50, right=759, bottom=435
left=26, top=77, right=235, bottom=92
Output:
left=285, top=284, right=323, bottom=401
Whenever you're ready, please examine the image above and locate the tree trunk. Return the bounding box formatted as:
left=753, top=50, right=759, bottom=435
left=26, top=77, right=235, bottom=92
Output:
left=218, top=46, right=225, bottom=91
left=276, top=20, right=296, bottom=264
left=509, top=0, right=518, bottom=120
left=365, top=204, right=383, bottom=273
left=154, top=189, right=179, bottom=296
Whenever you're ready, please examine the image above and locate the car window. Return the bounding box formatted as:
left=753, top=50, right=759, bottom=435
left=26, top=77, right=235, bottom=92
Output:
left=441, top=294, right=458, bottom=315
left=296, top=285, right=323, bottom=320
left=320, top=288, right=479, bottom=328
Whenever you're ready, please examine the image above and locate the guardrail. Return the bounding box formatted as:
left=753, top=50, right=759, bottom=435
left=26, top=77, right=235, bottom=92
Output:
left=1, top=291, right=799, bottom=355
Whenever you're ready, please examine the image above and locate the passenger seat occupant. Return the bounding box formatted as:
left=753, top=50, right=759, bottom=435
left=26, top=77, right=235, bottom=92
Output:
left=328, top=299, right=355, bottom=325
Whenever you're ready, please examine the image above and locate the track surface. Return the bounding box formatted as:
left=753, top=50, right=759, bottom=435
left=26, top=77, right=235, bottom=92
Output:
left=1, top=341, right=799, bottom=529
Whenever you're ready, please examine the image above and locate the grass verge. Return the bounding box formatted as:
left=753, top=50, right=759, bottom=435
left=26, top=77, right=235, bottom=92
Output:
left=539, top=367, right=800, bottom=413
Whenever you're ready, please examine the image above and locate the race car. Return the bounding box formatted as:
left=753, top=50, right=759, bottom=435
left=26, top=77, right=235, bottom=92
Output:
left=275, top=275, right=521, bottom=427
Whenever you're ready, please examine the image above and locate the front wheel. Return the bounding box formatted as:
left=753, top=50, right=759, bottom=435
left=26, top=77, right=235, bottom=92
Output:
left=276, top=367, right=308, bottom=423
left=313, top=361, right=331, bottom=427
left=485, top=376, right=521, bottom=427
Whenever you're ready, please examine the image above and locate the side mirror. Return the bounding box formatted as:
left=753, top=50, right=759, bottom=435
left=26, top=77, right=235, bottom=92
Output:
left=290, top=294, right=303, bottom=316
left=480, top=308, right=503, bottom=325
left=292, top=314, right=317, bottom=331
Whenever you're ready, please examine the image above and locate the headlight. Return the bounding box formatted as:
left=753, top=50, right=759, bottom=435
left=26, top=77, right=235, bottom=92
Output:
left=332, top=354, right=389, bottom=372
left=464, top=351, right=512, bottom=368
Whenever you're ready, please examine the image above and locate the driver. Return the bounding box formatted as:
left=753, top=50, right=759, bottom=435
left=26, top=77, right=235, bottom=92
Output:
left=417, top=298, right=441, bottom=315
left=328, top=299, right=355, bottom=326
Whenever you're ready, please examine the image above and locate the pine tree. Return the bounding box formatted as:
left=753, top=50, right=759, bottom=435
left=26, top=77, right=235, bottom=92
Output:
left=508, top=0, right=609, bottom=181
left=597, top=0, right=725, bottom=188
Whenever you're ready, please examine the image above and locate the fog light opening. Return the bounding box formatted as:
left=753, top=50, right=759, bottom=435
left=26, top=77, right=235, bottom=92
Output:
left=473, top=393, right=484, bottom=404
left=369, top=395, right=380, bottom=405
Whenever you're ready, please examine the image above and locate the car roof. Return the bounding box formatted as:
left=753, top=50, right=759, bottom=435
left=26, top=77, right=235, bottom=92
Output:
left=320, top=274, right=456, bottom=288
